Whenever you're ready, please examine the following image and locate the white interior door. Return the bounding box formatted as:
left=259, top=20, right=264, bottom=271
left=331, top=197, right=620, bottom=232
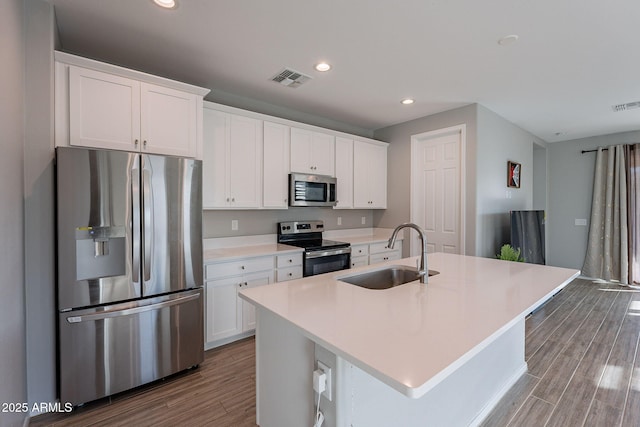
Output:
left=411, top=125, right=465, bottom=256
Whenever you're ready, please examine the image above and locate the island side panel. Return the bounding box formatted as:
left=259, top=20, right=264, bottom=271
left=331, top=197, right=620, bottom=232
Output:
left=256, top=308, right=315, bottom=426
left=334, top=318, right=526, bottom=426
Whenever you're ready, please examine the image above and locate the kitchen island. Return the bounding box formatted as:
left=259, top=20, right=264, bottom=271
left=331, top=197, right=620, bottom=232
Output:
left=239, top=253, right=580, bottom=426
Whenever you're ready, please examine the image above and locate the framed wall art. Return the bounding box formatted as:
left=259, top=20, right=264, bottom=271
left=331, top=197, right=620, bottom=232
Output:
left=507, top=161, right=521, bottom=188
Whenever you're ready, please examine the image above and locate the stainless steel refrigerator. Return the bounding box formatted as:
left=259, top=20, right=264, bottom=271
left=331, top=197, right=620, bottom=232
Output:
left=56, top=146, right=204, bottom=406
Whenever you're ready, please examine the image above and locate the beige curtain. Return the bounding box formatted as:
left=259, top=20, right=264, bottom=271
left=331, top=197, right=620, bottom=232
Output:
left=627, top=144, right=640, bottom=284
left=582, top=145, right=629, bottom=283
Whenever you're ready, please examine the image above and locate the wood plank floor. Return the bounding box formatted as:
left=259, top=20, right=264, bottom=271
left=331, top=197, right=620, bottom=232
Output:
left=31, top=277, right=640, bottom=426
left=482, top=277, right=640, bottom=427
left=30, top=337, right=258, bottom=427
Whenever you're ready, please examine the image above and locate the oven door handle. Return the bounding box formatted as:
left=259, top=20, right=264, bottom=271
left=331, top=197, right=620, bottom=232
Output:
left=305, top=247, right=351, bottom=259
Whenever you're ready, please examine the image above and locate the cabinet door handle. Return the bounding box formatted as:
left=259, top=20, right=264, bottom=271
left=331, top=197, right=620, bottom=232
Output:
left=232, top=198, right=235, bottom=202
left=241, top=265, right=245, bottom=270
left=143, top=140, right=147, bottom=148
left=288, top=259, right=292, bottom=263
left=134, top=139, right=139, bottom=147
left=288, top=273, right=293, bottom=277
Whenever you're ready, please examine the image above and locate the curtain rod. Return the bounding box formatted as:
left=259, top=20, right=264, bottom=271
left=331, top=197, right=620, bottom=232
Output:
left=581, top=144, right=638, bottom=154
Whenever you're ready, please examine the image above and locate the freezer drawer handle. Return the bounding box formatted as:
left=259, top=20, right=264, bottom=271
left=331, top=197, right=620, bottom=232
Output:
left=65, top=293, right=200, bottom=323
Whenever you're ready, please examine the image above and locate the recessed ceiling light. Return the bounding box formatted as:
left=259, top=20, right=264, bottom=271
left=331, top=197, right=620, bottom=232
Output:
left=315, top=62, right=332, bottom=72
left=401, top=98, right=415, bottom=105
left=153, top=0, right=177, bottom=9
left=498, top=35, right=519, bottom=46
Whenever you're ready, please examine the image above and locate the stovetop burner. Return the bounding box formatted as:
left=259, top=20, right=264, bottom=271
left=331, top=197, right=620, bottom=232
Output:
left=285, top=239, right=351, bottom=251
left=277, top=221, right=350, bottom=252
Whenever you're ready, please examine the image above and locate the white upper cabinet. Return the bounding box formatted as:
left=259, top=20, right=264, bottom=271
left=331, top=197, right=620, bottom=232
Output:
left=68, top=68, right=197, bottom=157
left=201, top=101, right=388, bottom=211
left=263, top=121, right=290, bottom=208
left=69, top=66, right=141, bottom=152
left=139, top=82, right=197, bottom=157
left=56, top=52, right=209, bottom=159
left=290, top=128, right=335, bottom=176
left=334, top=137, right=354, bottom=209
left=353, top=141, right=388, bottom=209
left=203, top=108, right=263, bottom=209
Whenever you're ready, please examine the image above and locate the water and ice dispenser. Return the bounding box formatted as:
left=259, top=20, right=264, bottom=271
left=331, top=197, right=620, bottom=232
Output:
left=75, top=225, right=126, bottom=281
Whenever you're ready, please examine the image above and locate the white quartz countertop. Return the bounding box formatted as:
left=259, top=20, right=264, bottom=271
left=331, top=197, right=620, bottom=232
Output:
left=204, top=244, right=302, bottom=263
left=203, top=228, right=399, bottom=263
left=331, top=229, right=401, bottom=245
left=239, top=253, right=580, bottom=398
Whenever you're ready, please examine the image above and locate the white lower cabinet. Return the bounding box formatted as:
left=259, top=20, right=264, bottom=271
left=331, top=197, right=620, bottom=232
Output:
left=239, top=272, right=272, bottom=332
left=275, top=253, right=303, bottom=282
left=205, top=256, right=274, bottom=347
left=350, top=244, right=369, bottom=268
left=205, top=276, right=242, bottom=343
left=369, top=241, right=403, bottom=264
left=349, top=240, right=403, bottom=268
left=204, top=251, right=302, bottom=349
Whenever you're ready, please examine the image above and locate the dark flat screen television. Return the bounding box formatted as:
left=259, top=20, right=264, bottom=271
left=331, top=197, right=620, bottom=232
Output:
left=510, top=210, right=545, bottom=264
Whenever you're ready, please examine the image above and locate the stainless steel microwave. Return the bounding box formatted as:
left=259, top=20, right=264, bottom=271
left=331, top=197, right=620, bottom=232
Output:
left=289, top=173, right=337, bottom=207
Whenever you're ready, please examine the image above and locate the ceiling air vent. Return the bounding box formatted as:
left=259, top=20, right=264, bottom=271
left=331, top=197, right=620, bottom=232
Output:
left=612, top=101, right=640, bottom=112
left=270, top=68, right=312, bottom=88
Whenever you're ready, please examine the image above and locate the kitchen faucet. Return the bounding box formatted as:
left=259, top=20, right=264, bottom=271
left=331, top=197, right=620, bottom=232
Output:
left=387, top=223, right=429, bottom=284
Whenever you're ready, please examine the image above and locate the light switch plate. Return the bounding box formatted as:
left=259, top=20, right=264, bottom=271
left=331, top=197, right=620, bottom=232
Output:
left=575, top=219, right=587, bottom=226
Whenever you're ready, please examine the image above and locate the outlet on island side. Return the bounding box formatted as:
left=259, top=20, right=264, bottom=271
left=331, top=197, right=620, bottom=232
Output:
left=231, top=219, right=238, bottom=231
left=361, top=216, right=366, bottom=225
left=316, top=361, right=332, bottom=401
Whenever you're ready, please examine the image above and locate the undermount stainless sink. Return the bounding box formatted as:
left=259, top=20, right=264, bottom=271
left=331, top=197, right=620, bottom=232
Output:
left=337, top=265, right=439, bottom=290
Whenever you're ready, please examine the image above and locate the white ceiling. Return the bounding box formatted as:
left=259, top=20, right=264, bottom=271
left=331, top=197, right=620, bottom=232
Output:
left=48, top=0, right=640, bottom=142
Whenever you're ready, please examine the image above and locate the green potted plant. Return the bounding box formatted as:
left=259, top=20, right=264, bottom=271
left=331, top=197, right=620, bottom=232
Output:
left=497, top=244, right=524, bottom=262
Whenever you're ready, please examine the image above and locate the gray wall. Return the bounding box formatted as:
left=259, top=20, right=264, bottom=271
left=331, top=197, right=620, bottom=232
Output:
left=204, top=209, right=373, bottom=238
left=547, top=130, right=640, bottom=269
left=24, top=0, right=57, bottom=410
left=475, top=105, right=545, bottom=258
left=373, top=104, right=478, bottom=256
left=209, top=89, right=374, bottom=139
left=0, top=0, right=27, bottom=425
left=372, top=104, right=545, bottom=259
left=532, top=144, right=547, bottom=210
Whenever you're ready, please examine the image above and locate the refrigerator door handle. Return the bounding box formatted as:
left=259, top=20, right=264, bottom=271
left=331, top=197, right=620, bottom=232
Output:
left=131, top=155, right=141, bottom=284
left=142, top=167, right=153, bottom=283
left=65, top=292, right=200, bottom=323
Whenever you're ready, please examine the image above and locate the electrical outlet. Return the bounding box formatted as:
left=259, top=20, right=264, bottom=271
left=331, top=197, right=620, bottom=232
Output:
left=361, top=216, right=366, bottom=225
left=337, top=216, right=342, bottom=226
left=317, top=361, right=332, bottom=401
left=575, top=218, right=587, bottom=226
left=231, top=220, right=238, bottom=231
